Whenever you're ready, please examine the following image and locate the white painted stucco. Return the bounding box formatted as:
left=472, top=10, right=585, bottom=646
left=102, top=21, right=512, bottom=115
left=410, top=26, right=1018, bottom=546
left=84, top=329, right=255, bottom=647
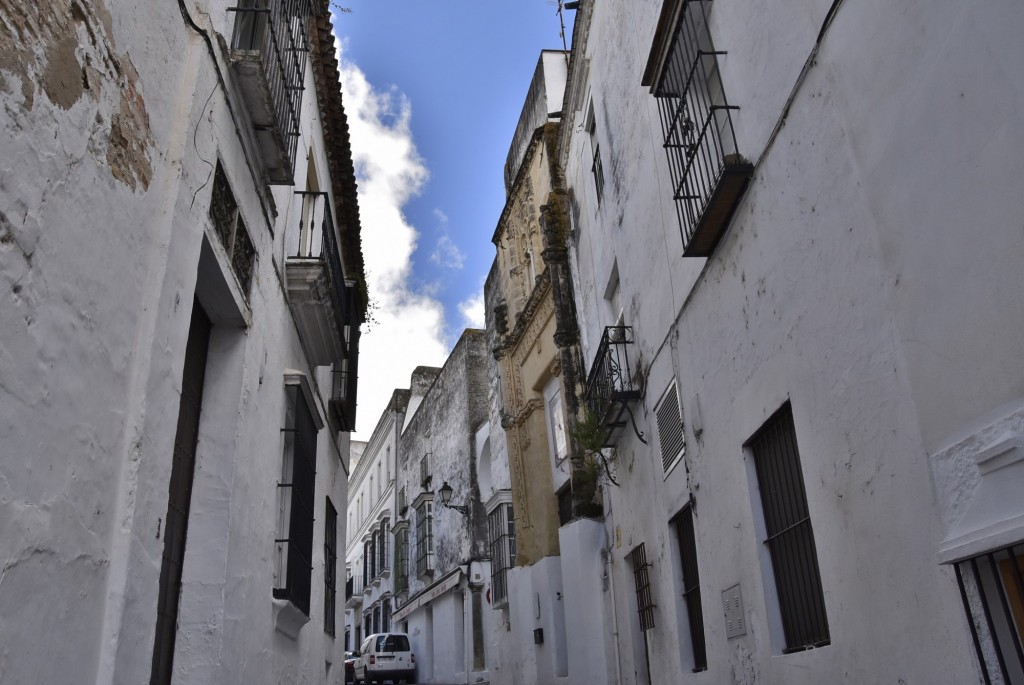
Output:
left=554, top=0, right=1024, bottom=683
left=0, top=1, right=362, bottom=683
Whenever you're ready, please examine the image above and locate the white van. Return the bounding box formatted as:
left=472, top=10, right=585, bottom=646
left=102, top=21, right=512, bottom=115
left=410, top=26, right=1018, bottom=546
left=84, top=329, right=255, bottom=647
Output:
left=355, top=632, right=416, bottom=685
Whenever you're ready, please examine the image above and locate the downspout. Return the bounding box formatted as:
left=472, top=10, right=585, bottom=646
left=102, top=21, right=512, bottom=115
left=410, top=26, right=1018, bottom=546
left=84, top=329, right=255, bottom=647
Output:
left=603, top=528, right=623, bottom=685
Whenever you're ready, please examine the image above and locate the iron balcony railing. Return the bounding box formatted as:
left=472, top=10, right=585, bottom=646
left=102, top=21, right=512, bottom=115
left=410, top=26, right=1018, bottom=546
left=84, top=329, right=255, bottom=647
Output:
left=651, top=0, right=753, bottom=257
left=584, top=326, right=643, bottom=446
left=229, top=0, right=311, bottom=182
left=292, top=190, right=352, bottom=326
left=345, top=576, right=354, bottom=601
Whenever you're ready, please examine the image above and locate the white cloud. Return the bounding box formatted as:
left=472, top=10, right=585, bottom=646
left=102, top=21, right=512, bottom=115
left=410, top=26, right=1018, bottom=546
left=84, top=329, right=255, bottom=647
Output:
left=458, top=290, right=486, bottom=330
left=335, top=37, right=450, bottom=441
left=428, top=208, right=465, bottom=270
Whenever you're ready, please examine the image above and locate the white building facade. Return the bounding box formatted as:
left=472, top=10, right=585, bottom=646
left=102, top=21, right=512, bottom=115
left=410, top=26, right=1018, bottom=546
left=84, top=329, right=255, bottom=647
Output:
left=552, top=0, right=1024, bottom=684
left=0, top=1, right=365, bottom=683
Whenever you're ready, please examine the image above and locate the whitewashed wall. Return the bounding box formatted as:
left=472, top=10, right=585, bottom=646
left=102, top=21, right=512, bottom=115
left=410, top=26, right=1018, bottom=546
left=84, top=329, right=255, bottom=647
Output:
left=0, top=1, right=357, bottom=682
left=561, top=0, right=1024, bottom=683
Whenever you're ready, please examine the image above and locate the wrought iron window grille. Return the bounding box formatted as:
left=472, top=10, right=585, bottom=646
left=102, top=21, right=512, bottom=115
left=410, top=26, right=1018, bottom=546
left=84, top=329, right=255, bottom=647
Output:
left=488, top=504, right=517, bottom=607
left=644, top=0, right=753, bottom=257
left=416, top=499, right=435, bottom=577
left=274, top=384, right=318, bottom=616
left=955, top=543, right=1024, bottom=684
left=673, top=505, right=707, bottom=671
left=228, top=0, right=312, bottom=182
left=584, top=325, right=646, bottom=446
left=324, top=498, right=337, bottom=636
left=630, top=543, right=657, bottom=631
left=209, top=162, right=256, bottom=295
left=747, top=403, right=830, bottom=652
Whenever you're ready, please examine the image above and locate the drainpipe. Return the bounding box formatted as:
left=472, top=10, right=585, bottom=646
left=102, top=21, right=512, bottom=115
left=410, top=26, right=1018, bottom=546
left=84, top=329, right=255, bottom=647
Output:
left=603, top=528, right=623, bottom=685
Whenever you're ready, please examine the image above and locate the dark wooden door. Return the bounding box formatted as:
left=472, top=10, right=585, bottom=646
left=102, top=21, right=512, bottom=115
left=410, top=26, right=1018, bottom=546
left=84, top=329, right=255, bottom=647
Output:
left=151, top=302, right=211, bottom=685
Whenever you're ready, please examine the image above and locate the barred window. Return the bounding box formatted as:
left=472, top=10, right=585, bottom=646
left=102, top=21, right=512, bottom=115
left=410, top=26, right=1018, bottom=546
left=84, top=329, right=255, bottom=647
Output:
left=748, top=403, right=830, bottom=651
left=416, top=499, right=434, bottom=577
left=379, top=518, right=390, bottom=572
left=209, top=161, right=256, bottom=295
left=382, top=597, right=392, bottom=633
left=631, top=543, right=656, bottom=631
left=954, top=543, right=1024, bottom=683
left=488, top=503, right=517, bottom=607
left=643, top=0, right=752, bottom=257
left=324, top=498, right=337, bottom=636
left=672, top=505, right=706, bottom=671
left=372, top=528, right=380, bottom=577
left=274, top=383, right=318, bottom=616
left=394, top=525, right=410, bottom=594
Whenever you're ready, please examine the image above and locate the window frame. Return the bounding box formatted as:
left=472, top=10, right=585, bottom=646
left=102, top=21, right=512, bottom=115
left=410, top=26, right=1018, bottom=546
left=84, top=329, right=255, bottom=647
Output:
left=746, top=402, right=830, bottom=652
left=488, top=501, right=517, bottom=608
left=672, top=504, right=707, bottom=671
left=273, top=379, right=322, bottom=617
left=324, top=498, right=337, bottom=636
left=416, top=497, right=435, bottom=577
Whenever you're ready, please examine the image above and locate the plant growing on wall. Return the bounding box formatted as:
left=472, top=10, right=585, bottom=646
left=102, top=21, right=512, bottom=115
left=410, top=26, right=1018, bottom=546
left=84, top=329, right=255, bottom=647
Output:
left=568, top=407, right=619, bottom=519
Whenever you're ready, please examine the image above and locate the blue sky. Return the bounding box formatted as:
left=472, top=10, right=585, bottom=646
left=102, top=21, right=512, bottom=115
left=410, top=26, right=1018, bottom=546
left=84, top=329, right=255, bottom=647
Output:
left=328, top=2, right=572, bottom=439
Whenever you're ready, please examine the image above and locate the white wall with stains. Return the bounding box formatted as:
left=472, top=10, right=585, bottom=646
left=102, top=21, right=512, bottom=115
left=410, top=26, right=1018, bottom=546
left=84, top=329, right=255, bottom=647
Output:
left=0, top=1, right=359, bottom=683
left=561, top=0, right=1024, bottom=683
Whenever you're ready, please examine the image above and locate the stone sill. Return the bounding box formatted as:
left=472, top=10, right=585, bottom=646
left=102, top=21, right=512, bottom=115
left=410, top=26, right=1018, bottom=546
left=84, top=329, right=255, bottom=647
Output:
left=272, top=597, right=310, bottom=640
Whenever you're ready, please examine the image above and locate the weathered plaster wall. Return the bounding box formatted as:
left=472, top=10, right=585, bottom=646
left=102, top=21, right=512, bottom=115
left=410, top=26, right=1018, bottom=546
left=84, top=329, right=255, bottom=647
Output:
left=560, top=0, right=1023, bottom=683
left=0, top=1, right=358, bottom=682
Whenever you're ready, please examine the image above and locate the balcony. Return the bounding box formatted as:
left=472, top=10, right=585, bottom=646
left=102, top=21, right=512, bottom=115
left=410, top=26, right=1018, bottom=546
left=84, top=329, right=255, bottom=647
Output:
left=644, top=0, right=753, bottom=257
left=584, top=326, right=643, bottom=447
left=328, top=333, right=359, bottom=431
left=228, top=0, right=312, bottom=184
left=286, top=191, right=356, bottom=366
left=346, top=575, right=363, bottom=609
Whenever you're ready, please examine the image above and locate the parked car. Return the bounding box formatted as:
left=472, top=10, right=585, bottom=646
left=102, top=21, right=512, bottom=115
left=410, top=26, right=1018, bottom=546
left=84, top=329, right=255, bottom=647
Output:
left=355, top=632, right=416, bottom=684
left=344, top=650, right=359, bottom=684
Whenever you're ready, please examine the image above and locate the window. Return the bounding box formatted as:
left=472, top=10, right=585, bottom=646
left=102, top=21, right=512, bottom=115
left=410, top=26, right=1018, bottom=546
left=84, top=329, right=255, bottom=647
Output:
left=420, top=453, right=432, bottom=489
left=547, top=388, right=568, bottom=464
left=416, top=499, right=435, bottom=577
left=382, top=597, right=392, bottom=633
left=954, top=543, right=1024, bottom=683
left=274, top=382, right=319, bottom=616
left=209, top=161, right=256, bottom=295
left=362, top=546, right=369, bottom=588
left=488, top=503, right=517, bottom=607
left=655, top=382, right=686, bottom=472
left=324, top=498, right=337, bottom=636
left=379, top=518, right=390, bottom=572
left=672, top=505, right=706, bottom=671
left=394, top=524, right=410, bottom=594
left=586, top=103, right=605, bottom=205
left=368, top=532, right=377, bottom=580
left=747, top=403, right=830, bottom=651
left=643, top=0, right=752, bottom=257
left=630, top=543, right=656, bottom=631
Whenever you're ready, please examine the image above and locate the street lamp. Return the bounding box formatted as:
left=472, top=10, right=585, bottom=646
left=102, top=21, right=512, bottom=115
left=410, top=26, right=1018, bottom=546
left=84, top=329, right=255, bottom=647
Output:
left=438, top=481, right=469, bottom=517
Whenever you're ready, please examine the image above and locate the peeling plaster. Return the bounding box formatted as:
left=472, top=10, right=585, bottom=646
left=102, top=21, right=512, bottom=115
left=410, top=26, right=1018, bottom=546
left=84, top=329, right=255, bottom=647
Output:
left=0, top=0, right=153, bottom=190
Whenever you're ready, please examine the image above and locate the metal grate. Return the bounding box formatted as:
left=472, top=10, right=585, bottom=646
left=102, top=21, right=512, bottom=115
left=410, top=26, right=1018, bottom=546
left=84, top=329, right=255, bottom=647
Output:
left=650, top=0, right=752, bottom=256
left=416, top=499, right=434, bottom=576
left=229, top=0, right=312, bottom=180
left=394, top=527, right=409, bottom=594
left=673, top=505, right=707, bottom=670
left=748, top=403, right=829, bottom=651
left=324, top=498, right=337, bottom=636
left=955, top=543, right=1024, bottom=684
left=631, top=543, right=656, bottom=631
left=378, top=518, right=390, bottom=571
left=488, top=503, right=516, bottom=606
left=209, top=162, right=256, bottom=296
left=583, top=326, right=643, bottom=447
left=274, top=384, right=318, bottom=616
left=655, top=383, right=685, bottom=471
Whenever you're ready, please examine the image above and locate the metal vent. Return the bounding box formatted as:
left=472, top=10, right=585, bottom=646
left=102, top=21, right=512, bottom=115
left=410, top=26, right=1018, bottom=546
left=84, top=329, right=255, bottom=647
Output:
left=722, top=584, right=746, bottom=639
left=656, top=382, right=685, bottom=471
